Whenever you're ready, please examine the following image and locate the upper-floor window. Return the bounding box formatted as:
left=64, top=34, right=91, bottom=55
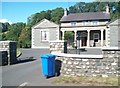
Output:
left=71, top=22, right=76, bottom=26
left=82, top=21, right=87, bottom=26
left=92, top=21, right=99, bottom=25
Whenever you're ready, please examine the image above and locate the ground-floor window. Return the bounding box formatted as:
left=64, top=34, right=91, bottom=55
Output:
left=93, top=33, right=99, bottom=42
left=41, top=30, right=49, bottom=41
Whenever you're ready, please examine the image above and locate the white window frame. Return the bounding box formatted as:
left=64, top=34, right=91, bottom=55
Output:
left=92, top=21, right=99, bottom=25
left=82, top=21, right=87, bottom=26
left=93, top=33, right=99, bottom=42
left=71, top=22, right=76, bottom=26
left=40, top=29, right=49, bottom=42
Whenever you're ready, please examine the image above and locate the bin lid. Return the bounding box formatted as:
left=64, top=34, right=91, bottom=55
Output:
left=40, top=54, right=56, bottom=59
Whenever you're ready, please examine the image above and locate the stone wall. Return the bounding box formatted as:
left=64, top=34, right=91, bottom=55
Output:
left=0, top=41, right=17, bottom=65
left=50, top=40, right=67, bottom=53
left=53, top=48, right=120, bottom=77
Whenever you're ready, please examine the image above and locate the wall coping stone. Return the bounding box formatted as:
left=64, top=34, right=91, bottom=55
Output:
left=49, top=40, right=66, bottom=43
left=51, top=52, right=103, bottom=59
left=102, top=47, right=120, bottom=51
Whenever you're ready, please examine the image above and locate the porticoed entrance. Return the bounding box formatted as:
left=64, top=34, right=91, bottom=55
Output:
left=80, top=31, right=87, bottom=47
left=81, top=37, right=87, bottom=46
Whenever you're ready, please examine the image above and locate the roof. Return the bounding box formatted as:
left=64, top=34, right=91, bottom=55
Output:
left=60, top=12, right=110, bottom=22
left=109, top=19, right=120, bottom=26
left=32, top=19, right=59, bottom=29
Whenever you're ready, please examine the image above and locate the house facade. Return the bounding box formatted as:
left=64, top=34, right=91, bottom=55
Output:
left=108, top=19, right=120, bottom=47
left=60, top=5, right=111, bottom=48
left=32, top=19, right=59, bottom=48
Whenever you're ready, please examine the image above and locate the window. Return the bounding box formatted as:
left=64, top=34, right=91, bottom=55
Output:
left=41, top=30, right=49, bottom=41
left=92, top=21, right=99, bottom=25
left=82, top=21, right=87, bottom=26
left=93, top=33, right=99, bottom=42
left=71, top=22, right=76, bottom=26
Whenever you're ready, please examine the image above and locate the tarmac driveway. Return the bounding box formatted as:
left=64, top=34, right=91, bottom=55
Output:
left=2, top=48, right=58, bottom=86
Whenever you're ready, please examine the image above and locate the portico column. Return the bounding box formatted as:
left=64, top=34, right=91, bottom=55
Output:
left=87, top=30, right=90, bottom=47
left=105, top=29, right=108, bottom=47
left=62, top=30, right=65, bottom=40
left=74, top=30, right=77, bottom=46
left=101, top=29, right=104, bottom=46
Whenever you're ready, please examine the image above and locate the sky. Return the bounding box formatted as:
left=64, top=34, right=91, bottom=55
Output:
left=1, top=0, right=94, bottom=24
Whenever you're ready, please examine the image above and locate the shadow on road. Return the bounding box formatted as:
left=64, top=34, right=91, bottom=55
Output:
left=15, top=57, right=36, bottom=64
left=1, top=57, right=36, bottom=66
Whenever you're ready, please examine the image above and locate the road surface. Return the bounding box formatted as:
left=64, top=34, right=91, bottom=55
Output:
left=2, top=48, right=56, bottom=86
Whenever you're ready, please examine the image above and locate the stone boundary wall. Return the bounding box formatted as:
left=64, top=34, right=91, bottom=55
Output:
left=50, top=40, right=67, bottom=53
left=52, top=48, right=120, bottom=77
left=0, top=41, right=17, bottom=65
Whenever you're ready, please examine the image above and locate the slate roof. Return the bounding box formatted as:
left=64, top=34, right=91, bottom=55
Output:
left=60, top=12, right=110, bottom=22
left=109, top=19, right=120, bottom=26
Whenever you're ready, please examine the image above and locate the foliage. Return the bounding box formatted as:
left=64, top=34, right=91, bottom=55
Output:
left=69, top=2, right=119, bottom=20
left=4, top=23, right=26, bottom=41
left=0, top=22, right=10, bottom=32
left=64, top=31, right=74, bottom=45
left=27, top=7, right=64, bottom=26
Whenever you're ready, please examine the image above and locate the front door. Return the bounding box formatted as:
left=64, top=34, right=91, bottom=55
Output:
left=81, top=37, right=87, bottom=46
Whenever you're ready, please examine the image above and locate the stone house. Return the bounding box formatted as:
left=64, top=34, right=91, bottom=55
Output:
left=32, top=5, right=119, bottom=49
left=31, top=19, right=60, bottom=48
left=108, top=19, right=120, bottom=47
left=60, top=5, right=111, bottom=48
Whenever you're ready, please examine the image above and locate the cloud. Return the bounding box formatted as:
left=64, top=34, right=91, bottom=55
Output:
left=0, top=19, right=12, bottom=24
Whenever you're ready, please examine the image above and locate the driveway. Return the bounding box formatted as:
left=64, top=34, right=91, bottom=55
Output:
left=2, top=48, right=59, bottom=86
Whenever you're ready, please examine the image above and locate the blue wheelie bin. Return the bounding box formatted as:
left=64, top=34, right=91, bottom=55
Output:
left=40, top=54, right=56, bottom=78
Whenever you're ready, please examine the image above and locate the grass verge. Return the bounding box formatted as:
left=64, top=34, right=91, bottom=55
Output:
left=53, top=76, right=119, bottom=86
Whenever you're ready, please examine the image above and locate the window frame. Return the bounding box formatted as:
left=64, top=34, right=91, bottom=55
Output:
left=71, top=22, right=77, bottom=26
left=93, top=33, right=99, bottom=42
left=92, top=21, right=99, bottom=25
left=40, top=29, right=49, bottom=42
left=82, top=21, right=87, bottom=26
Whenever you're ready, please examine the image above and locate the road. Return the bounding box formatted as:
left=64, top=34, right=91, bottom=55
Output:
left=2, top=48, right=57, bottom=86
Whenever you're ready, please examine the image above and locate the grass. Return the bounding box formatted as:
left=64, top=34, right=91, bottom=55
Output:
left=53, top=76, right=119, bottom=86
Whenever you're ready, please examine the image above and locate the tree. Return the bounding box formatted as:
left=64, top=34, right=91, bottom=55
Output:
left=0, top=22, right=10, bottom=32
left=64, top=31, right=74, bottom=46
left=4, top=22, right=26, bottom=41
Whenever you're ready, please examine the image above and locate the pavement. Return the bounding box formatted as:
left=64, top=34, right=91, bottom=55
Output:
left=68, top=48, right=102, bottom=55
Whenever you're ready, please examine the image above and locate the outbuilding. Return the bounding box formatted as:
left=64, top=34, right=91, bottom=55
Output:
left=31, top=19, right=60, bottom=48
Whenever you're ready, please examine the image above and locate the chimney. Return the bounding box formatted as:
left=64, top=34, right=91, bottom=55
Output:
left=64, top=8, right=68, bottom=16
left=106, top=4, right=110, bottom=14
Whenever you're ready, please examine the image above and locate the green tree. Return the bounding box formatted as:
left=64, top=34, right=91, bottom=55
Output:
left=64, top=31, right=74, bottom=46
left=4, top=22, right=26, bottom=41
left=51, top=8, right=64, bottom=24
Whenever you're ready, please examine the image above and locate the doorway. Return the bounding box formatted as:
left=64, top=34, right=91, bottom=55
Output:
left=81, top=37, right=87, bottom=46
left=80, top=31, right=87, bottom=47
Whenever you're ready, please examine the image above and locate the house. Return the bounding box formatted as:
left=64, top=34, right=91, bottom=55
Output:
left=108, top=19, right=120, bottom=47
left=60, top=5, right=111, bottom=48
left=31, top=19, right=60, bottom=48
